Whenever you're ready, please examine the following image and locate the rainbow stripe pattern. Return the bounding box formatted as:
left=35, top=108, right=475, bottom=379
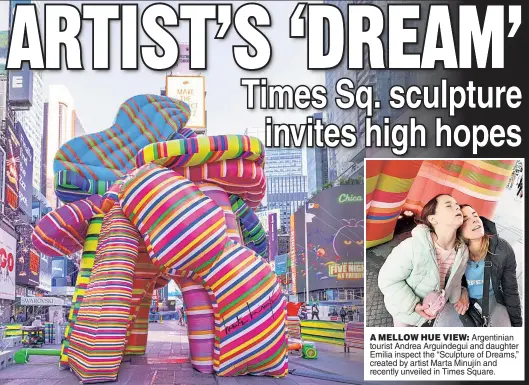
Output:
left=366, top=160, right=516, bottom=248
left=31, top=95, right=285, bottom=383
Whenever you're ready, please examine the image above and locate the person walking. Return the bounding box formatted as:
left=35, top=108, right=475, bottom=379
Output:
left=339, top=306, right=347, bottom=323
left=311, top=302, right=320, bottom=320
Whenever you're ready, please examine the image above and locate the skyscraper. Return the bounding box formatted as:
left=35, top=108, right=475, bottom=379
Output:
left=15, top=69, right=44, bottom=191
left=305, top=113, right=329, bottom=196
left=265, top=147, right=307, bottom=233
left=42, top=85, right=76, bottom=208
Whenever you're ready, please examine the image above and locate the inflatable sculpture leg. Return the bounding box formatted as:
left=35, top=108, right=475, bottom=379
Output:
left=119, top=164, right=288, bottom=377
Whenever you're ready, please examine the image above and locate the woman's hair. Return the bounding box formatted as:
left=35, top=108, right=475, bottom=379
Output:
left=415, top=193, right=464, bottom=249
left=460, top=204, right=493, bottom=260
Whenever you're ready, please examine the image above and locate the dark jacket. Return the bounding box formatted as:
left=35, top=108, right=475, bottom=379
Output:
left=463, top=217, right=522, bottom=327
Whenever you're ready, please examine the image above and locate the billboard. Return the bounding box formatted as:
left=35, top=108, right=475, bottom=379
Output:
left=8, top=63, right=33, bottom=109
left=275, top=253, right=287, bottom=275
left=0, top=31, right=7, bottom=77
left=293, top=185, right=364, bottom=293
left=166, top=76, right=206, bottom=128
left=5, top=119, right=20, bottom=210
left=17, top=123, right=33, bottom=216
left=167, top=280, right=181, bottom=300
left=289, top=215, right=296, bottom=294
left=268, top=212, right=278, bottom=261
left=38, top=253, right=52, bottom=292
left=256, top=209, right=281, bottom=233
left=0, top=228, right=16, bottom=300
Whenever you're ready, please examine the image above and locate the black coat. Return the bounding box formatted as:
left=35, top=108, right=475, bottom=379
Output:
left=463, top=217, right=522, bottom=327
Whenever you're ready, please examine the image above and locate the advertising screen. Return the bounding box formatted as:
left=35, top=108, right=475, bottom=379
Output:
left=0, top=228, right=16, bottom=300
left=293, top=185, right=364, bottom=293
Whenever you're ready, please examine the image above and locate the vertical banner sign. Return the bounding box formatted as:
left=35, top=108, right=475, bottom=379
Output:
left=268, top=213, right=278, bottom=261
left=0, top=228, right=17, bottom=300
left=165, top=76, right=206, bottom=128
left=289, top=215, right=297, bottom=294
left=17, top=123, right=34, bottom=216
left=8, top=63, right=33, bottom=109
left=5, top=121, right=20, bottom=210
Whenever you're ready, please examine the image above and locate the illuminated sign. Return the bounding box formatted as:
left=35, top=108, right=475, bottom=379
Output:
left=328, top=262, right=363, bottom=280
left=338, top=194, right=363, bottom=204
left=166, top=76, right=206, bottom=128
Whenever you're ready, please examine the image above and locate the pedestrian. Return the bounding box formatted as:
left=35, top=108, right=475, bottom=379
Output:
left=311, top=302, right=320, bottom=320
left=339, top=306, right=346, bottom=323
left=179, top=306, right=186, bottom=326
left=299, top=303, right=308, bottom=320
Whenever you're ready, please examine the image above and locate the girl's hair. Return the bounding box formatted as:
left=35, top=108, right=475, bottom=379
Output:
left=459, top=204, right=493, bottom=260
left=415, top=193, right=464, bottom=250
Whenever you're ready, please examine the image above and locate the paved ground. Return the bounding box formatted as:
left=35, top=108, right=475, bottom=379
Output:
left=0, top=321, right=374, bottom=385
left=366, top=187, right=524, bottom=327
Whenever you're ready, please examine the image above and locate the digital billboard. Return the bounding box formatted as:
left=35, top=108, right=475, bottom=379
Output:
left=0, top=227, right=16, bottom=300
left=5, top=119, right=20, bottom=210
left=293, top=185, right=364, bottom=293
left=17, top=123, right=33, bottom=216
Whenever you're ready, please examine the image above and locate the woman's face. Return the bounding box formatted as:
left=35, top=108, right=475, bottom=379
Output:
left=429, top=195, right=463, bottom=228
left=460, top=206, right=485, bottom=240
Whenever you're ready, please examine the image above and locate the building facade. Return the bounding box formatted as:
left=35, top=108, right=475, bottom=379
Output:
left=265, top=147, right=307, bottom=233
left=43, top=85, right=76, bottom=208
left=15, top=70, right=44, bottom=190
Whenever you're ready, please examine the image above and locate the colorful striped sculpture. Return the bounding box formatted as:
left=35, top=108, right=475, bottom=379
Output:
left=366, top=160, right=516, bottom=248
left=32, top=95, right=287, bottom=384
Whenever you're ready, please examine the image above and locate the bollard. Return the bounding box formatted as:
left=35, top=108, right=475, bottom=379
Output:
left=160, top=315, right=163, bottom=324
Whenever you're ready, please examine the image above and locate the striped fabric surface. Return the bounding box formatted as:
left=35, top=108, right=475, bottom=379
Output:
left=119, top=163, right=288, bottom=377
left=136, top=135, right=265, bottom=170
left=365, top=160, right=423, bottom=248
left=124, top=242, right=164, bottom=356
left=366, top=160, right=516, bottom=248
left=67, top=203, right=140, bottom=383
left=197, top=183, right=243, bottom=244
left=230, top=195, right=267, bottom=258
left=60, top=215, right=104, bottom=369
left=404, top=160, right=516, bottom=217
left=53, top=95, right=193, bottom=204
left=32, top=195, right=103, bottom=256
left=171, top=159, right=266, bottom=208
left=176, top=276, right=215, bottom=373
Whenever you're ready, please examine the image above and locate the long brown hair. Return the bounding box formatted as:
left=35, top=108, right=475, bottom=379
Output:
left=460, top=204, right=492, bottom=260
left=416, top=194, right=464, bottom=250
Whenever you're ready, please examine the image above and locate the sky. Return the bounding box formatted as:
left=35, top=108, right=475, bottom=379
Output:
left=2, top=1, right=325, bottom=137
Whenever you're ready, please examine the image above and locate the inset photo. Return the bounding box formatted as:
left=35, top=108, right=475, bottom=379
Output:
left=365, top=159, right=524, bottom=328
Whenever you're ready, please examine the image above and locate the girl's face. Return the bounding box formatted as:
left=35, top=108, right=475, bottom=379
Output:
left=428, top=195, right=463, bottom=228
left=461, top=206, right=485, bottom=240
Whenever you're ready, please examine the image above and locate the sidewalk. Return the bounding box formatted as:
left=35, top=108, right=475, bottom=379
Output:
left=0, top=321, right=372, bottom=385
left=366, top=189, right=524, bottom=327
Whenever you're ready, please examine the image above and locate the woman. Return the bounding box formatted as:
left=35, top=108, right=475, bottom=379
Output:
left=435, top=205, right=522, bottom=327
left=378, top=194, right=469, bottom=327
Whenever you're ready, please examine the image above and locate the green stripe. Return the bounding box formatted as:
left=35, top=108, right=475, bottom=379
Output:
left=461, top=169, right=505, bottom=188
left=442, top=163, right=462, bottom=174
left=483, top=160, right=513, bottom=171
left=220, top=271, right=272, bottom=314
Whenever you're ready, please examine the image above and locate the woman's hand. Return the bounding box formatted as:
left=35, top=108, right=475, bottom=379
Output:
left=415, top=303, right=436, bottom=320
left=454, top=288, right=470, bottom=315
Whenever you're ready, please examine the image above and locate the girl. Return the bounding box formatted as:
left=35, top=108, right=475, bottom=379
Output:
left=378, top=194, right=469, bottom=327
left=435, top=205, right=522, bottom=327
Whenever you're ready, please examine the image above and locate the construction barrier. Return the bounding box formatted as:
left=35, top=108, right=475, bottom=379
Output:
left=300, top=320, right=345, bottom=346
left=4, top=325, right=22, bottom=337
left=344, top=322, right=364, bottom=351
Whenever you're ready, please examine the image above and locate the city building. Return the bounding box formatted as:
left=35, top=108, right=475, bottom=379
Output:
left=42, top=85, right=76, bottom=208
left=305, top=114, right=329, bottom=196
left=73, top=109, right=86, bottom=136
left=265, top=147, right=307, bottom=233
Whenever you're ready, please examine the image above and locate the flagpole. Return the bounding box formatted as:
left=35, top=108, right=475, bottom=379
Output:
left=304, top=202, right=309, bottom=304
